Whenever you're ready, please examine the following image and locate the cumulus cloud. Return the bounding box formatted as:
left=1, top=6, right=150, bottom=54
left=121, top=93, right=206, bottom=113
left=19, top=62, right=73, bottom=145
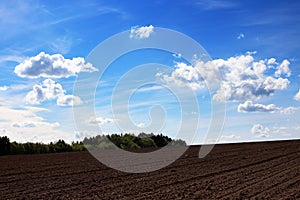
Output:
left=159, top=54, right=290, bottom=102
left=130, top=25, right=154, bottom=39
left=14, top=52, right=97, bottom=79
left=251, top=124, right=270, bottom=138
left=274, top=59, right=291, bottom=77
left=25, top=79, right=64, bottom=104
left=267, top=58, right=278, bottom=65
left=212, top=55, right=290, bottom=102
left=160, top=62, right=207, bottom=91
left=238, top=101, right=278, bottom=113
left=0, top=86, right=8, bottom=91
left=238, top=100, right=298, bottom=114
left=88, top=117, right=114, bottom=125
left=57, top=95, right=83, bottom=106
left=237, top=33, right=245, bottom=39
left=25, top=79, right=82, bottom=106
left=294, top=90, right=300, bottom=101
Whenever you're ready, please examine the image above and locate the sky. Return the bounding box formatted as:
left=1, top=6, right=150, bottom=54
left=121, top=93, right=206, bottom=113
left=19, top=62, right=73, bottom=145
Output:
left=0, top=0, right=300, bottom=144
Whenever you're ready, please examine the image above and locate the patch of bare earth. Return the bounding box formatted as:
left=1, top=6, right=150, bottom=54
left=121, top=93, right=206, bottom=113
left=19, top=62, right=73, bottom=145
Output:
left=1, top=140, right=300, bottom=199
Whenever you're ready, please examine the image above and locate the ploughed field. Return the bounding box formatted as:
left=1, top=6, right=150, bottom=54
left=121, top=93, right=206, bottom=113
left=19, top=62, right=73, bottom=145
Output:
left=1, top=140, right=300, bottom=199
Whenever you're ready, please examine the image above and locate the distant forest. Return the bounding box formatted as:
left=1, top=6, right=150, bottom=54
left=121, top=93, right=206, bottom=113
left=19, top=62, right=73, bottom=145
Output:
left=0, top=133, right=186, bottom=155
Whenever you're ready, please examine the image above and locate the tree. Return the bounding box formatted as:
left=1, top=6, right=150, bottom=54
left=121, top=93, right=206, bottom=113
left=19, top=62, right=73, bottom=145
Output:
left=71, top=141, right=86, bottom=151
left=0, top=136, right=10, bottom=155
left=139, top=138, right=157, bottom=148
left=55, top=140, right=72, bottom=152
left=150, top=134, right=172, bottom=147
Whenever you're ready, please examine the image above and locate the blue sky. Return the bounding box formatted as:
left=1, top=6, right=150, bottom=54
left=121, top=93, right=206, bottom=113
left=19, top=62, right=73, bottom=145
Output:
left=0, top=0, right=300, bottom=144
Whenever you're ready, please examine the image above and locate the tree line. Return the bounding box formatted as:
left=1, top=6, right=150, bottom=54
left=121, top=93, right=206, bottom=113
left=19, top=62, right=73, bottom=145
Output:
left=83, top=133, right=187, bottom=150
left=0, top=133, right=186, bottom=155
left=0, top=136, right=86, bottom=155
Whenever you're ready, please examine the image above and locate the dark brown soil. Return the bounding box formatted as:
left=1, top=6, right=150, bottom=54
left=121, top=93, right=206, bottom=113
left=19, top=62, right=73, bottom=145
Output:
left=1, top=140, right=300, bottom=199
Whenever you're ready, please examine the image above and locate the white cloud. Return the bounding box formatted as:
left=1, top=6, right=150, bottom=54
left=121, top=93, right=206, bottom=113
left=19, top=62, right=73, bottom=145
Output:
left=25, top=79, right=82, bottom=106
left=11, top=123, right=21, bottom=128
left=24, top=106, right=50, bottom=113
left=294, top=90, right=300, bottom=101
left=136, top=85, right=164, bottom=93
left=4, top=84, right=32, bottom=92
left=159, top=54, right=290, bottom=102
left=25, top=79, right=64, bottom=104
left=0, top=86, right=8, bottom=91
left=12, top=122, right=34, bottom=128
left=238, top=101, right=278, bottom=113
left=280, top=106, right=299, bottom=115
left=274, top=59, right=291, bottom=77
left=221, top=134, right=240, bottom=139
left=172, top=53, right=182, bottom=58
left=212, top=55, right=290, bottom=102
left=160, top=62, right=205, bottom=91
left=14, top=52, right=97, bottom=79
left=57, top=95, right=83, bottom=106
left=88, top=117, right=114, bottom=125
left=274, top=126, right=287, bottom=131
left=267, top=58, right=278, bottom=65
left=0, top=55, right=26, bottom=63
left=136, top=123, right=145, bottom=128
left=130, top=25, right=154, bottom=39
left=24, top=122, right=36, bottom=128
left=272, top=126, right=291, bottom=136
left=237, top=33, right=245, bottom=39
left=238, top=100, right=298, bottom=114
left=0, top=105, right=70, bottom=143
left=246, top=51, right=257, bottom=55
left=251, top=124, right=270, bottom=138
left=11, top=121, right=59, bottom=129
